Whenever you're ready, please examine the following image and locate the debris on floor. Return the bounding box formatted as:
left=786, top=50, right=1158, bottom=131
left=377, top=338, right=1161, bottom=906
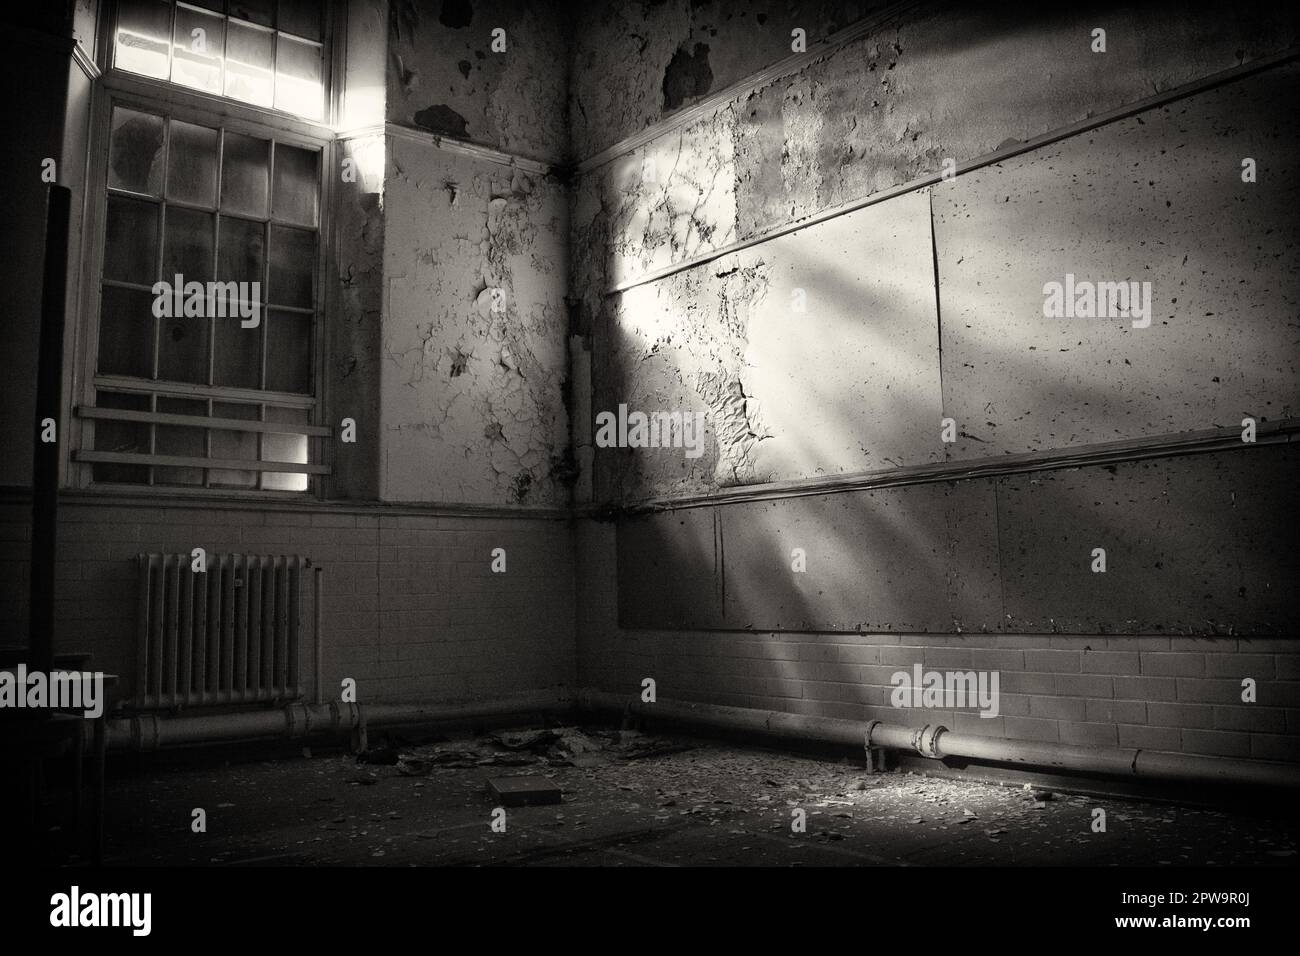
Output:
left=370, top=726, right=693, bottom=773
left=97, top=726, right=1300, bottom=867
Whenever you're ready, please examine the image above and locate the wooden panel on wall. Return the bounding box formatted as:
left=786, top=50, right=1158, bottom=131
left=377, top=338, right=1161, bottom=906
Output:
left=932, top=61, right=1300, bottom=460
left=618, top=506, right=724, bottom=629
left=997, top=444, right=1300, bottom=634
left=616, top=444, right=1298, bottom=634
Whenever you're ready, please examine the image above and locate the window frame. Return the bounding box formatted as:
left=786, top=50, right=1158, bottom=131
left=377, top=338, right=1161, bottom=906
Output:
left=72, top=0, right=342, bottom=499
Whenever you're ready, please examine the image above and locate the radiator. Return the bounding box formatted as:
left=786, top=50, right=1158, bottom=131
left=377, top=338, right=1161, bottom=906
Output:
left=133, top=553, right=308, bottom=709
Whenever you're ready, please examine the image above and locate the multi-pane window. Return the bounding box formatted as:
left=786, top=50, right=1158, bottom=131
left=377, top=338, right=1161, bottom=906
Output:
left=77, top=0, right=330, bottom=495
left=114, top=0, right=325, bottom=119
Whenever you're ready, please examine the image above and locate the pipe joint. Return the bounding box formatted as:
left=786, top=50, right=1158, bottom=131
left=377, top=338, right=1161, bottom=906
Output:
left=284, top=702, right=311, bottom=739
left=914, top=724, right=947, bottom=758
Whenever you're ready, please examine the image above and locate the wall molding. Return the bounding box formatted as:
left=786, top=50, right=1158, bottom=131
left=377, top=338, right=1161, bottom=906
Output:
left=580, top=419, right=1298, bottom=517
left=11, top=418, right=1289, bottom=522
left=334, top=122, right=386, bottom=141
left=0, top=487, right=571, bottom=521
left=334, top=121, right=560, bottom=176
left=603, top=48, right=1300, bottom=296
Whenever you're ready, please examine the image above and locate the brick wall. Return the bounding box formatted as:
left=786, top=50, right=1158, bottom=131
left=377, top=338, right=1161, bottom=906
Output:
left=1, top=496, right=575, bottom=705
left=576, top=520, right=1300, bottom=764
left=5, top=495, right=1296, bottom=763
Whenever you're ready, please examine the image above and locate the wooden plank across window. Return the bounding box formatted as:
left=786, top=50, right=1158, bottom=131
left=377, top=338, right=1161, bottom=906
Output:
left=74, top=450, right=328, bottom=475
left=93, top=374, right=316, bottom=407
left=77, top=405, right=331, bottom=437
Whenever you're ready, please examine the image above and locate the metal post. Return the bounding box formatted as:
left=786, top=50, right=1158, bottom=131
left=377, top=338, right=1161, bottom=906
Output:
left=29, top=184, right=71, bottom=677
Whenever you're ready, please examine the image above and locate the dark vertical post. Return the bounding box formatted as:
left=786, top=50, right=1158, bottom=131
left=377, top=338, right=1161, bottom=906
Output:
left=29, top=184, right=71, bottom=677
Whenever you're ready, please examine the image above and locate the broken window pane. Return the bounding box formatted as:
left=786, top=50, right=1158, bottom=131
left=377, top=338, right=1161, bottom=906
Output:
left=162, top=207, right=215, bottom=282
left=97, top=286, right=155, bottom=378
left=224, top=20, right=274, bottom=107
left=115, top=0, right=172, bottom=79
left=220, top=131, right=270, bottom=217
left=166, top=120, right=219, bottom=207
left=109, top=108, right=165, bottom=197
left=105, top=197, right=160, bottom=285
left=274, top=35, right=322, bottom=119
left=172, top=5, right=224, bottom=94
left=272, top=143, right=318, bottom=226
left=264, top=309, right=312, bottom=393
left=269, top=225, right=314, bottom=307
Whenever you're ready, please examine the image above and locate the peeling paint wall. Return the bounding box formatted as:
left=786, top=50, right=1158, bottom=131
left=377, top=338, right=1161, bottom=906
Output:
left=571, top=2, right=1300, bottom=503
left=331, top=133, right=387, bottom=500
left=568, top=0, right=889, bottom=159
left=389, top=0, right=569, bottom=162
left=375, top=0, right=573, bottom=506
left=594, top=188, right=942, bottom=501
left=571, top=2, right=1300, bottom=297
left=380, top=137, right=570, bottom=505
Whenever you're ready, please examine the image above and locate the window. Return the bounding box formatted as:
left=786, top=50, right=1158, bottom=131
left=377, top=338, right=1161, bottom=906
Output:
left=114, top=0, right=325, bottom=120
left=75, top=1, right=332, bottom=495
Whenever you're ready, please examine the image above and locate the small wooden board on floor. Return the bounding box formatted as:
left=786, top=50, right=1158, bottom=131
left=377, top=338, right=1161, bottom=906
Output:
left=487, top=775, right=563, bottom=806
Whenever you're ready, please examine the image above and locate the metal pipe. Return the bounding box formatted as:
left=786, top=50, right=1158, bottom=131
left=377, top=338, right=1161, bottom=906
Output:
left=579, top=690, right=1300, bottom=790
left=579, top=691, right=866, bottom=747
left=102, top=691, right=572, bottom=751
left=312, top=565, right=323, bottom=706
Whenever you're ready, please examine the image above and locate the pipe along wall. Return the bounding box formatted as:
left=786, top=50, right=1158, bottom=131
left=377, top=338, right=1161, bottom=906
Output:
left=92, top=690, right=1300, bottom=793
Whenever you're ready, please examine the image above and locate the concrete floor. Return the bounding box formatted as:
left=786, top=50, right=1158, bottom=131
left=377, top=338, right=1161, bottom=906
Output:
left=98, top=726, right=1299, bottom=867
